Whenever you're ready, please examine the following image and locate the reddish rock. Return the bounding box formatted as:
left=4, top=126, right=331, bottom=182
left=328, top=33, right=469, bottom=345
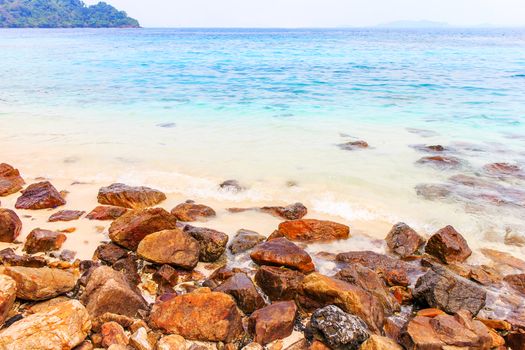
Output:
left=505, top=331, right=525, bottom=350
left=260, top=202, right=308, bottom=220
left=275, top=219, right=349, bottom=242
left=109, top=208, right=178, bottom=250
left=250, top=237, right=315, bottom=273
left=171, top=200, right=216, bottom=222
left=150, top=289, right=244, bottom=342
left=153, top=265, right=179, bottom=289
left=504, top=273, right=525, bottom=294
left=15, top=181, right=66, bottom=210
left=229, top=229, right=266, bottom=254
left=255, top=265, right=304, bottom=301
left=182, top=225, right=228, bottom=262
left=0, top=163, right=25, bottom=196
left=338, top=140, right=369, bottom=150
left=48, top=210, right=85, bottom=222
left=385, top=222, right=425, bottom=258
left=0, top=248, right=47, bottom=267
left=101, top=321, right=129, bottom=347
left=300, top=272, right=385, bottom=333
left=3, top=266, right=77, bottom=300
left=23, top=228, right=67, bottom=254
left=480, top=248, right=525, bottom=270
left=484, top=162, right=523, bottom=177
left=97, top=183, right=166, bottom=209
left=215, top=273, right=266, bottom=314
left=0, top=274, right=17, bottom=327
left=112, top=255, right=141, bottom=286
left=425, top=225, right=472, bottom=264
left=248, top=301, right=297, bottom=345
left=94, top=243, right=128, bottom=264
left=86, top=205, right=128, bottom=220
left=137, top=229, right=200, bottom=269
left=416, top=155, right=461, bottom=168
left=0, top=208, right=22, bottom=243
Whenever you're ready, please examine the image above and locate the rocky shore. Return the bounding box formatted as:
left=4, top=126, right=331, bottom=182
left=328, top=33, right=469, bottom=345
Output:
left=1, top=162, right=524, bottom=349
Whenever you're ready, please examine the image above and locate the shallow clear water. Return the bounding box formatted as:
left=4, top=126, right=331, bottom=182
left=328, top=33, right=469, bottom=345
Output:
left=1, top=28, right=524, bottom=253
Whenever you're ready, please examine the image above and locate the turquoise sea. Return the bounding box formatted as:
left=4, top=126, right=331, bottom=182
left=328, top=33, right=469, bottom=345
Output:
left=1, top=28, right=524, bottom=251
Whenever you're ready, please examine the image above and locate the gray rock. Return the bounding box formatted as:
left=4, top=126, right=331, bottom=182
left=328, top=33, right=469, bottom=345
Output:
left=228, top=229, right=265, bottom=254
left=183, top=225, right=228, bottom=262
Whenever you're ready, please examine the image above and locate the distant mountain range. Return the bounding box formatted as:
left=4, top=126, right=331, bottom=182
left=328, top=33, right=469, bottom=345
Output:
left=0, top=0, right=139, bottom=28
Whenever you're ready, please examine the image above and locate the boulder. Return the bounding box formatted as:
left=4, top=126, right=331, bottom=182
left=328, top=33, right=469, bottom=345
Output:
left=3, top=266, right=76, bottom=300
left=86, top=205, right=128, bottom=220
left=15, top=181, right=66, bottom=209
left=359, top=335, right=403, bottom=350
left=150, top=289, right=244, bottom=342
left=0, top=208, right=22, bottom=243
left=229, top=229, right=266, bottom=254
left=504, top=273, right=525, bottom=294
left=171, top=200, right=216, bottom=222
left=255, top=265, right=304, bottom=301
left=0, top=163, right=24, bottom=196
left=310, top=305, right=369, bottom=350
left=137, top=229, right=200, bottom=269
left=248, top=301, right=297, bottom=345
left=48, top=210, right=85, bottom=222
left=215, top=273, right=266, bottom=314
left=425, top=225, right=472, bottom=264
left=23, top=228, right=67, bottom=254
left=80, top=266, right=148, bottom=318
left=275, top=219, right=349, bottom=242
left=183, top=225, right=228, bottom=262
left=385, top=222, right=424, bottom=258
left=0, top=299, right=91, bottom=350
left=109, top=208, right=178, bottom=250
left=93, top=243, right=128, bottom=264
left=300, top=273, right=384, bottom=333
left=260, top=202, right=308, bottom=220
left=157, top=335, right=187, bottom=350
left=101, top=321, right=129, bottom=347
left=97, top=183, right=166, bottom=209
left=250, top=238, right=315, bottom=273
left=0, top=274, right=17, bottom=327
left=414, top=265, right=486, bottom=315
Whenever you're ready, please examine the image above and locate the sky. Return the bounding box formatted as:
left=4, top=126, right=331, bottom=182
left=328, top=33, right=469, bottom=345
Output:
left=84, top=0, right=525, bottom=28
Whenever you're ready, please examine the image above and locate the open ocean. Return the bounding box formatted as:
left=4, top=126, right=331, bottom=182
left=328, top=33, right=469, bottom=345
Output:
left=1, top=28, right=524, bottom=252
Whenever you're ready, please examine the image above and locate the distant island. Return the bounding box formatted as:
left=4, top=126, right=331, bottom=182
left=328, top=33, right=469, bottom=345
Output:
left=0, top=0, right=139, bottom=28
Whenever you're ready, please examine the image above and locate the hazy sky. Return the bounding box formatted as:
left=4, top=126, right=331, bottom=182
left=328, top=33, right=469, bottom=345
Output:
left=84, top=0, right=525, bottom=28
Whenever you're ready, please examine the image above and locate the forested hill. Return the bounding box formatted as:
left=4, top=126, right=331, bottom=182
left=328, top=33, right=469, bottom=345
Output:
left=0, top=0, right=140, bottom=28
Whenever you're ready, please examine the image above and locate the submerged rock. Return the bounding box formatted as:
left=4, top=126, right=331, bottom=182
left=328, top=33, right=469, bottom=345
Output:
left=86, top=205, right=128, bottom=220
left=255, top=265, right=304, bottom=301
left=0, top=274, right=17, bottom=327
left=248, top=301, right=297, bottom=345
left=3, top=266, right=77, bottom=300
left=0, top=299, right=91, bottom=350
left=23, top=228, right=67, bottom=254
left=48, top=210, right=85, bottom=222
left=97, top=183, right=166, bottom=209
left=0, top=163, right=24, bottom=196
left=260, top=202, right=308, bottom=220
left=219, top=179, right=245, bottom=192
left=137, top=229, right=200, bottom=269
left=182, top=225, right=228, bottom=262
left=109, top=208, right=178, bottom=250
left=385, top=222, right=424, bottom=258
left=0, top=208, right=22, bottom=243
left=338, top=140, right=369, bottom=151
left=483, top=162, right=523, bottom=177
left=310, top=305, right=369, bottom=350
left=275, top=219, right=349, bottom=242
left=416, top=155, right=462, bottom=169
left=250, top=237, right=315, bottom=273
left=228, top=229, right=266, bottom=254
left=171, top=200, right=216, bottom=222
left=425, top=225, right=472, bottom=264
left=15, top=181, right=66, bottom=210
left=215, top=272, right=266, bottom=314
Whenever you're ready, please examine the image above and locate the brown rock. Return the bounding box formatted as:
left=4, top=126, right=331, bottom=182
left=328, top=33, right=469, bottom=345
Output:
left=385, top=222, right=424, bottom=258
left=504, top=273, right=525, bottom=294
left=505, top=331, right=525, bottom=350
left=0, top=163, right=25, bottom=196
left=480, top=248, right=525, bottom=270
left=255, top=265, right=304, bottom=301
left=3, top=266, right=76, bottom=300
left=0, top=274, right=17, bottom=327
left=15, top=181, right=66, bottom=209
left=112, top=255, right=141, bottom=286
left=0, top=248, right=47, bottom=267
left=0, top=208, right=22, bottom=243
left=248, top=301, right=297, bottom=345
left=359, top=335, right=402, bottom=350
left=276, top=219, right=349, bottom=242
left=183, top=225, right=228, bottom=262
left=48, top=210, right=85, bottom=222
left=109, top=208, right=178, bottom=250
left=416, top=155, right=461, bottom=168
left=425, top=225, right=472, bottom=264
left=171, top=200, right=216, bottom=222
left=153, top=265, right=179, bottom=287
left=129, top=327, right=153, bottom=350
left=97, top=183, right=166, bottom=209
left=101, top=321, right=129, bottom=347
left=300, top=273, right=384, bottom=333
left=483, top=162, right=523, bottom=177
left=309, top=340, right=331, bottom=350
left=72, top=340, right=94, bottom=350
left=86, top=205, right=128, bottom=220
left=215, top=273, right=266, bottom=314
left=80, top=266, right=148, bottom=317
left=338, top=140, right=369, bottom=150
left=157, top=335, right=187, bottom=350
left=150, top=290, right=244, bottom=342
left=94, top=243, right=128, bottom=264
left=0, top=299, right=91, bottom=350
left=260, top=203, right=308, bottom=220
left=229, top=229, right=266, bottom=254
left=137, top=229, right=200, bottom=269
left=23, top=228, right=67, bottom=254
left=250, top=238, right=315, bottom=273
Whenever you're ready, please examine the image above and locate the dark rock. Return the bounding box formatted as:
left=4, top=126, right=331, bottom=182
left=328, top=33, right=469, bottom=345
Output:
left=275, top=219, right=349, bottom=242
left=228, top=229, right=266, bottom=254
left=183, top=225, right=228, bottom=262
left=385, top=222, right=424, bottom=258
left=23, top=228, right=67, bottom=254
left=0, top=208, right=22, bottom=243
left=215, top=273, right=265, bottom=314
left=0, top=248, right=47, bottom=267
left=310, top=305, right=369, bottom=350
left=414, top=265, right=486, bottom=315
left=112, top=255, right=141, bottom=286
left=97, top=183, right=167, bottom=209
left=505, top=331, right=525, bottom=350
left=152, top=265, right=179, bottom=289
left=86, top=206, right=128, bottom=220
left=338, top=140, right=369, bottom=151
left=171, top=200, right=216, bottom=222
left=260, top=202, right=308, bottom=220
left=248, top=301, right=297, bottom=345
left=425, top=225, right=472, bottom=264
left=94, top=243, right=128, bottom=265
left=219, top=180, right=245, bottom=192
left=255, top=265, right=304, bottom=301
left=48, top=210, right=85, bottom=222
left=250, top=237, right=315, bottom=273
left=137, top=229, right=200, bottom=269
left=15, top=181, right=66, bottom=209
left=0, top=163, right=25, bottom=196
